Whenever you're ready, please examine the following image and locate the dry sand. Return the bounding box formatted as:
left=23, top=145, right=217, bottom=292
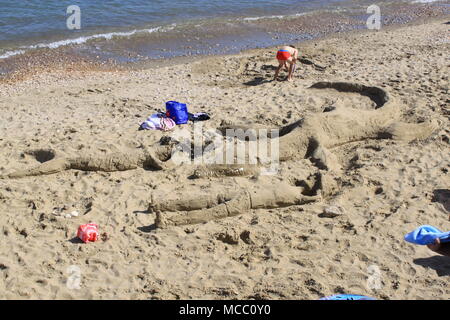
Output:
left=0, top=17, right=449, bottom=299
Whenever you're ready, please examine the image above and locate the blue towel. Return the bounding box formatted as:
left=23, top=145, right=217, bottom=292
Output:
left=404, top=225, right=450, bottom=245
left=320, top=294, right=375, bottom=300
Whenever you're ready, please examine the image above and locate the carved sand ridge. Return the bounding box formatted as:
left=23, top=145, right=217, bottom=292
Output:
left=191, top=164, right=260, bottom=179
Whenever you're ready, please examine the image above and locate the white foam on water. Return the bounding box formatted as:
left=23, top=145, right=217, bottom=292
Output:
left=243, top=15, right=285, bottom=21
left=0, top=24, right=177, bottom=60
left=412, top=0, right=441, bottom=3
left=240, top=9, right=340, bottom=23
left=27, top=26, right=163, bottom=50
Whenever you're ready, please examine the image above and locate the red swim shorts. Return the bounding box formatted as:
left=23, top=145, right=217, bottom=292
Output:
left=276, top=50, right=291, bottom=61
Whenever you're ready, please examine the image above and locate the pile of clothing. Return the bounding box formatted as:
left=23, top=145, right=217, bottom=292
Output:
left=139, top=101, right=210, bottom=131
left=139, top=113, right=176, bottom=131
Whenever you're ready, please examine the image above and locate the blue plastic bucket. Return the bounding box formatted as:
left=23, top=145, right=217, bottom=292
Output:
left=165, top=101, right=188, bottom=125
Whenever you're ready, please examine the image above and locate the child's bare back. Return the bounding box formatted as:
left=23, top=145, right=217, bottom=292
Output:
left=274, top=45, right=299, bottom=82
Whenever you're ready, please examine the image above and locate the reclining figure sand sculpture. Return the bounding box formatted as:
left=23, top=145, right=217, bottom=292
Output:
left=151, top=171, right=338, bottom=228
left=152, top=183, right=321, bottom=228
left=1, top=82, right=438, bottom=227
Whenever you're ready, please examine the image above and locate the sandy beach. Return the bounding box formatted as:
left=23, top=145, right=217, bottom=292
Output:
left=0, top=17, right=449, bottom=300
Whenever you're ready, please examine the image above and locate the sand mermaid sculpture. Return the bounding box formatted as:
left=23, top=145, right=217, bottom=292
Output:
left=1, top=82, right=438, bottom=227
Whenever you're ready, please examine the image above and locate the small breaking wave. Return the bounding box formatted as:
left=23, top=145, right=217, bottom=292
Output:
left=241, top=11, right=311, bottom=22
left=242, top=15, right=285, bottom=21
left=0, top=50, right=26, bottom=59
left=412, top=0, right=442, bottom=3
left=0, top=24, right=176, bottom=60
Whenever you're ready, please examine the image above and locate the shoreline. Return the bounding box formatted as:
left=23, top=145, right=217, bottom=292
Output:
left=0, top=1, right=448, bottom=85
left=1, top=14, right=448, bottom=89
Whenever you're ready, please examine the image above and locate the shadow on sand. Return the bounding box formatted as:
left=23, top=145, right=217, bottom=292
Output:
left=243, top=77, right=273, bottom=86
left=413, top=256, right=450, bottom=276
left=432, top=189, right=450, bottom=213
left=261, top=64, right=278, bottom=71
left=69, top=237, right=84, bottom=244
left=138, top=224, right=157, bottom=233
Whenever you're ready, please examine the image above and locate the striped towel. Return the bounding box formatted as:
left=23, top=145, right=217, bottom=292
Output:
left=140, top=114, right=176, bottom=131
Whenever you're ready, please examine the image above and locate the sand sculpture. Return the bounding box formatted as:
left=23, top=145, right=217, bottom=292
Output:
left=151, top=171, right=338, bottom=228
left=153, top=184, right=320, bottom=228
left=1, top=82, right=438, bottom=227
left=220, top=82, right=437, bottom=167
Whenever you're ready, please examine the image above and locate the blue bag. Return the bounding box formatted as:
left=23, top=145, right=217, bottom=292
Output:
left=165, top=101, right=189, bottom=125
